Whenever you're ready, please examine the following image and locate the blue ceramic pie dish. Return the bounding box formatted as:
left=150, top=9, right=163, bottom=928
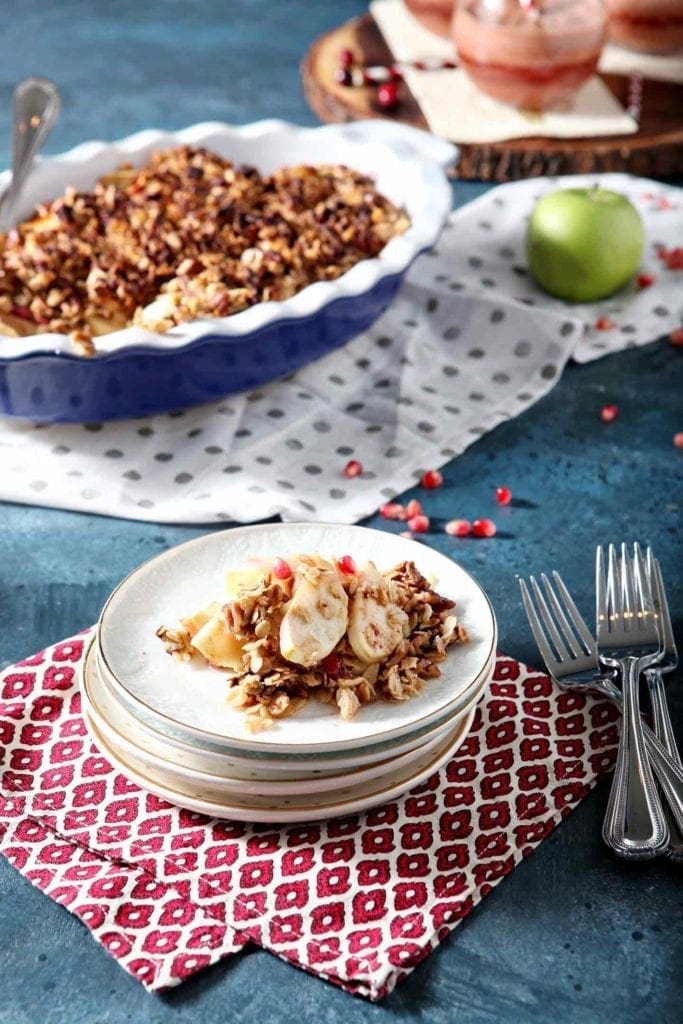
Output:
left=0, top=119, right=456, bottom=422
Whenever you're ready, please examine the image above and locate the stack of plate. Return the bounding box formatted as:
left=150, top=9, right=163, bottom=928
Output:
left=81, top=524, right=497, bottom=823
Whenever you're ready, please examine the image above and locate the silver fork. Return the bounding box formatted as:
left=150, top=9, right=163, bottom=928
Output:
left=646, top=553, right=681, bottom=767
left=645, top=551, right=683, bottom=861
left=596, top=543, right=668, bottom=858
left=519, top=572, right=683, bottom=845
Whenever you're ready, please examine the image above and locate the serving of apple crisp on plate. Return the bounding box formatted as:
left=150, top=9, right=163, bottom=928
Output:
left=157, top=553, right=468, bottom=733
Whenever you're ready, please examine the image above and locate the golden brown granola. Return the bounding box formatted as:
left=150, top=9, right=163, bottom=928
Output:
left=157, top=556, right=467, bottom=733
left=0, top=146, right=410, bottom=353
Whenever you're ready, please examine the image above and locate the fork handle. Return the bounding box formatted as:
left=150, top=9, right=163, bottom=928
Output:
left=602, top=657, right=669, bottom=859
left=646, top=668, right=683, bottom=862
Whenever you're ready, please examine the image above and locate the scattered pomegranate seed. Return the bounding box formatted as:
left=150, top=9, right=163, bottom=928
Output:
left=674, top=432, right=683, bottom=449
left=640, top=191, right=655, bottom=201
left=594, top=316, right=617, bottom=331
left=322, top=652, right=340, bottom=676
left=670, top=328, right=683, bottom=347
left=337, top=554, right=357, bottom=575
left=404, top=498, right=423, bottom=519
left=472, top=518, right=497, bottom=538
left=334, top=67, right=352, bottom=87
left=379, top=502, right=405, bottom=520
left=407, top=514, right=430, bottom=533
left=665, top=247, right=683, bottom=270
left=421, top=469, right=443, bottom=489
left=343, top=459, right=363, bottom=478
left=272, top=557, right=292, bottom=580
left=636, top=273, right=655, bottom=289
left=495, top=486, right=512, bottom=506
left=377, top=81, right=399, bottom=110
left=338, top=48, right=354, bottom=68
left=657, top=196, right=673, bottom=210
left=445, top=518, right=472, bottom=537
left=600, top=404, right=619, bottom=423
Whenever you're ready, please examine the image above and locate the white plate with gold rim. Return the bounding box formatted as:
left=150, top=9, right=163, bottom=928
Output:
left=96, top=524, right=497, bottom=756
left=84, top=704, right=477, bottom=824
left=89, top=635, right=493, bottom=772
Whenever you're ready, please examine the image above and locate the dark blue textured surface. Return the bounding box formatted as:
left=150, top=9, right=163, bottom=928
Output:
left=1, top=4, right=681, bottom=1023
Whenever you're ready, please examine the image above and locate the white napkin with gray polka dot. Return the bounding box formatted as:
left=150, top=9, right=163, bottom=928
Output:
left=0, top=174, right=679, bottom=525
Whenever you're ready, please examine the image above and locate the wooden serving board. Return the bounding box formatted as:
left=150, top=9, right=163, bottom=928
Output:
left=301, top=13, right=683, bottom=181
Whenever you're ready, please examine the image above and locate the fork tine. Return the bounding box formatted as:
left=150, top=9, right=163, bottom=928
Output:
left=519, top=578, right=559, bottom=673
left=607, top=543, right=620, bottom=629
left=596, top=545, right=608, bottom=636
left=620, top=541, right=636, bottom=631
left=632, top=542, right=653, bottom=634
left=552, top=571, right=597, bottom=655
left=540, top=574, right=582, bottom=658
left=529, top=576, right=570, bottom=662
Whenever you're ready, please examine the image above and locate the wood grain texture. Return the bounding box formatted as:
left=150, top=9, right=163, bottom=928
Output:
left=301, top=13, right=683, bottom=181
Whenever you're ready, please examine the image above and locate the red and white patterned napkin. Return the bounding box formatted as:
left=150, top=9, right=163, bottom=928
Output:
left=0, top=631, right=619, bottom=1000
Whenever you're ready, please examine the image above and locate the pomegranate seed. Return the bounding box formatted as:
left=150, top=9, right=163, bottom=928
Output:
left=657, top=196, right=672, bottom=210
left=495, top=486, right=512, bottom=506
left=421, top=469, right=443, bottom=489
left=377, top=81, right=399, bottom=110
left=594, top=316, right=617, bottom=331
left=674, top=432, right=683, bottom=449
left=379, top=502, right=405, bottom=520
left=337, top=554, right=357, bottom=575
left=665, top=247, right=683, bottom=270
left=338, top=48, right=354, bottom=68
left=322, top=652, right=340, bottom=676
left=334, top=67, right=352, bottom=87
left=407, top=514, right=430, bottom=533
left=472, top=518, right=497, bottom=538
left=670, top=328, right=683, bottom=347
left=404, top=498, right=423, bottom=519
left=343, top=459, right=363, bottom=478
left=636, top=273, right=655, bottom=289
left=445, top=518, right=471, bottom=537
left=10, top=304, right=35, bottom=322
left=600, top=404, right=619, bottom=423
left=656, top=246, right=669, bottom=261
left=272, top=557, right=292, bottom=580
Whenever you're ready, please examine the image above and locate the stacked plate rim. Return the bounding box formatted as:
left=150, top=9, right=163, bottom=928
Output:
left=80, top=524, right=497, bottom=823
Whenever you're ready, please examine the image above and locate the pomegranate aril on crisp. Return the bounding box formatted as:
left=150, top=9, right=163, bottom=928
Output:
left=334, top=67, right=352, bottom=87
left=338, top=47, right=354, bottom=68
left=322, top=652, right=341, bottom=676
left=421, top=469, right=443, bottom=489
left=343, top=459, right=363, bottom=478
left=272, top=557, right=293, bottom=580
left=445, top=518, right=472, bottom=537
left=407, top=514, right=429, bottom=533
left=495, top=486, right=512, bottom=506
left=404, top=498, right=423, bottom=519
left=600, top=404, right=619, bottom=423
left=472, top=518, right=496, bottom=538
left=377, top=81, right=399, bottom=110
left=337, top=554, right=357, bottom=576
left=594, top=316, right=617, bottom=331
left=379, top=501, right=405, bottom=520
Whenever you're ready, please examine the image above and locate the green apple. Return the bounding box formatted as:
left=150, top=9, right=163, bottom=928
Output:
left=526, top=187, right=645, bottom=302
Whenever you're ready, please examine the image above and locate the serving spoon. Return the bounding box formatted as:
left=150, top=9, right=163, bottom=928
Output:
left=0, top=77, right=61, bottom=232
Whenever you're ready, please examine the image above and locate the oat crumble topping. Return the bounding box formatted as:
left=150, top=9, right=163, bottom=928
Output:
left=0, top=146, right=409, bottom=354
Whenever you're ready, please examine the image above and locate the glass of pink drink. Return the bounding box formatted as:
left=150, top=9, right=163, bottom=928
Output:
left=605, top=1, right=683, bottom=53
left=404, top=0, right=455, bottom=37
left=453, top=0, right=607, bottom=111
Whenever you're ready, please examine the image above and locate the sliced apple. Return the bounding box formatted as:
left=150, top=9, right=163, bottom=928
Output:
left=181, top=600, right=221, bottom=639
left=347, top=562, right=407, bottom=663
left=280, top=566, right=348, bottom=667
left=191, top=612, right=245, bottom=669
left=225, top=563, right=271, bottom=599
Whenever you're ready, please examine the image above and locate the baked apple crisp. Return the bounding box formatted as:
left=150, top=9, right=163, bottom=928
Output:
left=156, top=554, right=468, bottom=732
left=0, top=146, right=409, bottom=354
